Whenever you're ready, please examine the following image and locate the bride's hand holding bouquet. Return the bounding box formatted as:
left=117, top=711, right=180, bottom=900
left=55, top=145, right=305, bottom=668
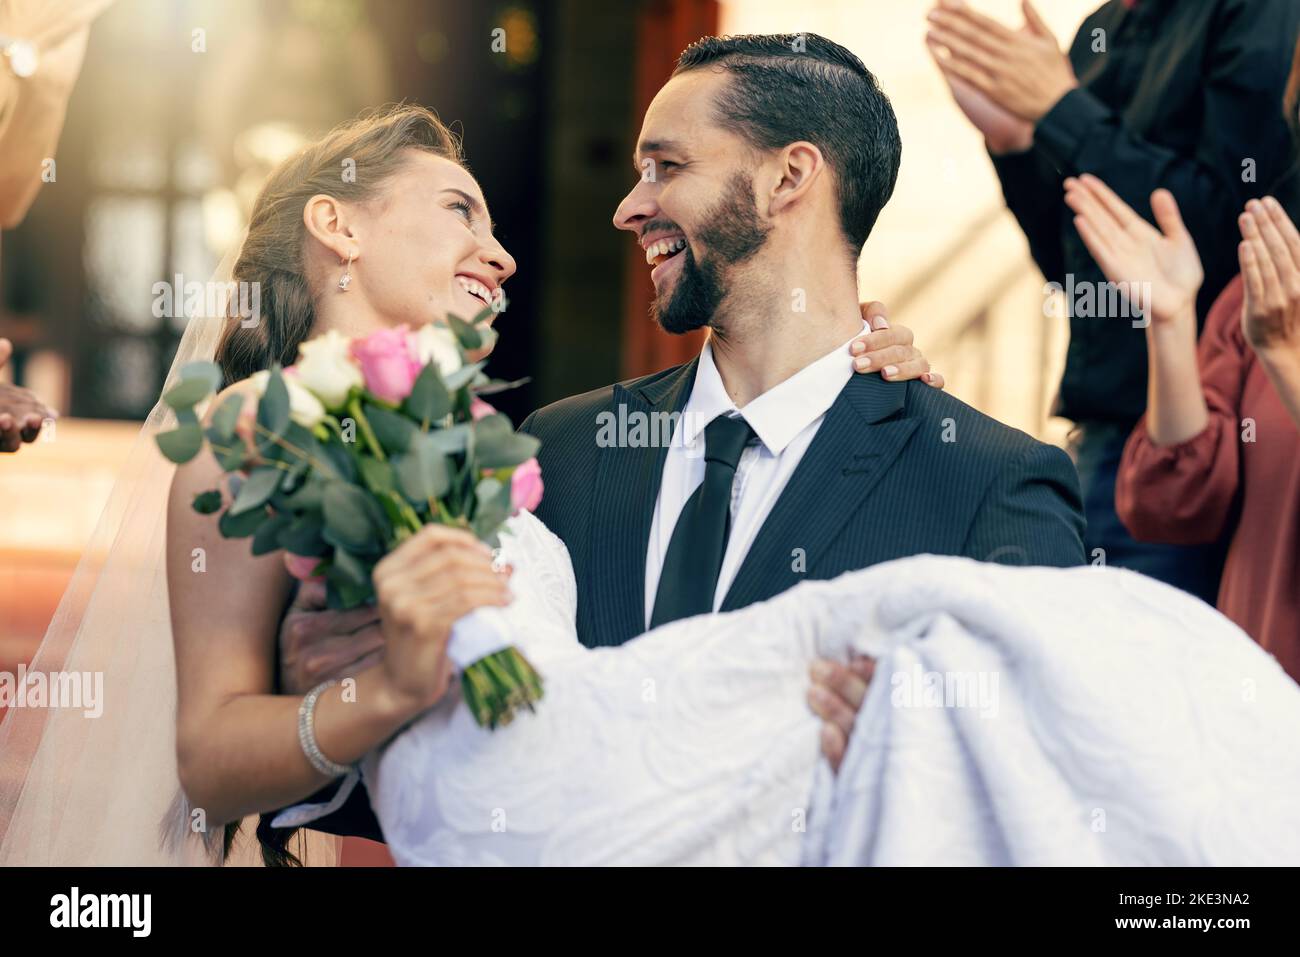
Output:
left=157, top=308, right=545, bottom=729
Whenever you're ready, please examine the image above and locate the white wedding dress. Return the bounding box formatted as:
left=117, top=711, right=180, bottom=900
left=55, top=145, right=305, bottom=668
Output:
left=352, top=510, right=1300, bottom=866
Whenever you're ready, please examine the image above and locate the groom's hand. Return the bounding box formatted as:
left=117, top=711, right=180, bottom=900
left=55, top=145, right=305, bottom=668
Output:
left=278, top=580, right=385, bottom=695
left=808, top=655, right=875, bottom=773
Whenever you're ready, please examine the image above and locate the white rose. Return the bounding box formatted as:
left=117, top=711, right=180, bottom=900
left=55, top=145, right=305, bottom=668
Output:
left=411, top=323, right=464, bottom=377
left=295, top=329, right=363, bottom=409
left=249, top=369, right=327, bottom=429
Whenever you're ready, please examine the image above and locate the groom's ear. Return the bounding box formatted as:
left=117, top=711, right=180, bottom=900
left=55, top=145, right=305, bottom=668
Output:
left=303, top=193, right=360, bottom=262
left=766, top=141, right=826, bottom=217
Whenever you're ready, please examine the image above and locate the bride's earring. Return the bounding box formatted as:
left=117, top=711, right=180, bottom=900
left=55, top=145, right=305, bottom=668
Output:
left=338, top=250, right=355, bottom=291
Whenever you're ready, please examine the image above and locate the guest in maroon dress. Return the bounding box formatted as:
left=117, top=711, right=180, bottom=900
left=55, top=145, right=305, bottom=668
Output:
left=1062, top=145, right=1300, bottom=679
left=1116, top=272, right=1300, bottom=680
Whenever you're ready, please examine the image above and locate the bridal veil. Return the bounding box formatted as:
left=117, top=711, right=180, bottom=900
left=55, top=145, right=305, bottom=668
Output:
left=0, top=246, right=338, bottom=866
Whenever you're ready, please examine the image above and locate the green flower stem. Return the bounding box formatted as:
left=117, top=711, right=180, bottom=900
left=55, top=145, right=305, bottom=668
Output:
left=390, top=493, right=425, bottom=537
left=347, top=396, right=386, bottom=462
left=251, top=423, right=333, bottom=475
left=460, top=649, right=544, bottom=730
left=434, top=498, right=458, bottom=526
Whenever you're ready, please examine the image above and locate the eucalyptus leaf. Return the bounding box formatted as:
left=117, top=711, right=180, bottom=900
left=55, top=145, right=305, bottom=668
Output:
left=394, top=433, right=451, bottom=502
left=470, top=373, right=532, bottom=398
left=326, top=575, right=374, bottom=610
left=427, top=423, right=469, bottom=455
left=156, top=424, right=204, bottom=463
left=180, top=360, right=223, bottom=393
left=472, top=414, right=540, bottom=469
left=446, top=312, right=481, bottom=350
left=358, top=456, right=396, bottom=496
left=210, top=392, right=244, bottom=440
left=329, top=546, right=370, bottom=588
left=251, top=512, right=293, bottom=556
left=163, top=372, right=217, bottom=411
left=279, top=457, right=310, bottom=491
left=322, top=482, right=384, bottom=552
left=219, top=505, right=267, bottom=539
left=364, top=403, right=418, bottom=454
left=280, top=474, right=327, bottom=512
left=229, top=466, right=282, bottom=516
left=319, top=440, right=357, bottom=484
left=471, top=476, right=510, bottom=539
left=192, top=489, right=223, bottom=514
left=278, top=514, right=328, bottom=556
left=405, top=364, right=452, bottom=425
left=205, top=427, right=247, bottom=471
left=443, top=361, right=485, bottom=393
left=325, top=548, right=375, bottom=609
left=257, top=368, right=290, bottom=440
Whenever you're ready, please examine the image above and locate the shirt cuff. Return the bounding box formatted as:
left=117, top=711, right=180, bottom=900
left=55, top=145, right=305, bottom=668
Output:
left=270, top=769, right=361, bottom=829
left=1033, top=86, right=1112, bottom=175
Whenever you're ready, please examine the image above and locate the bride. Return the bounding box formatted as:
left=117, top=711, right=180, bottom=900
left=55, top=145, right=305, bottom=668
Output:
left=3, top=104, right=1298, bottom=867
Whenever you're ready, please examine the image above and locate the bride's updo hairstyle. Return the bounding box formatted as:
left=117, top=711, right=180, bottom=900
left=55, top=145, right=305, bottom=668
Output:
left=216, top=104, right=464, bottom=385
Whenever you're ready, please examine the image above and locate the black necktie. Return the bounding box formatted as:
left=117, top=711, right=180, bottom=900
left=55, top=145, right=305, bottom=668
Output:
left=649, top=413, right=755, bottom=628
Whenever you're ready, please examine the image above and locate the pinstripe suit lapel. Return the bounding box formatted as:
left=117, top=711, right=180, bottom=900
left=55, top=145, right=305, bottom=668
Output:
left=584, top=359, right=698, bottom=647
left=720, top=374, right=919, bottom=612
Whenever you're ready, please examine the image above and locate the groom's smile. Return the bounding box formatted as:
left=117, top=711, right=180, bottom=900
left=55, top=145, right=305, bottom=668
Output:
left=642, top=231, right=688, bottom=284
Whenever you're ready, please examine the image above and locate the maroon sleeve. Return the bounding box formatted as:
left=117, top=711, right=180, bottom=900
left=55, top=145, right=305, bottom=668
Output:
left=1116, top=278, right=1249, bottom=545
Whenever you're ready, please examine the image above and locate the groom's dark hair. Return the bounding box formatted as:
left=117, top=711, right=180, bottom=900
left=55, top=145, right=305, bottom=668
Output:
left=674, top=34, right=901, bottom=259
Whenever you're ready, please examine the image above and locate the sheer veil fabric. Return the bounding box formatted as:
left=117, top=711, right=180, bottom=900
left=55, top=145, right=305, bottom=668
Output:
left=0, top=247, right=338, bottom=866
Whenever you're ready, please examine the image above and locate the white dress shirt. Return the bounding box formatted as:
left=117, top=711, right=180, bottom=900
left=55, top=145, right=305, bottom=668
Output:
left=644, top=322, right=867, bottom=627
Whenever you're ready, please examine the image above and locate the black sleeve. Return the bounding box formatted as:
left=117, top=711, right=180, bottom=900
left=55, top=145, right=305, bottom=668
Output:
left=1031, top=0, right=1300, bottom=275
left=963, top=442, right=1087, bottom=568
left=990, top=146, right=1067, bottom=286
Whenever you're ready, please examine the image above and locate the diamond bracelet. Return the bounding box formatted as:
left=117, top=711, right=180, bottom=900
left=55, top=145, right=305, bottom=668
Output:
left=298, top=680, right=354, bottom=779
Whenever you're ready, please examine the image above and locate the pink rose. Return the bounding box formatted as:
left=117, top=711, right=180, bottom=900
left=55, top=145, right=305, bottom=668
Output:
left=469, top=397, right=496, bottom=420
left=284, top=552, right=324, bottom=582
left=350, top=326, right=421, bottom=403
left=510, top=457, right=544, bottom=513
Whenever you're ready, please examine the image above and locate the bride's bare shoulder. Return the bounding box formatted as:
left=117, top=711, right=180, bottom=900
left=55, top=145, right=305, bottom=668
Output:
left=165, top=376, right=292, bottom=627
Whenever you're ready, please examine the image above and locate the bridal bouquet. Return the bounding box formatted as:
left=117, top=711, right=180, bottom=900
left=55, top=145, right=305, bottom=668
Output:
left=156, top=309, right=544, bottom=729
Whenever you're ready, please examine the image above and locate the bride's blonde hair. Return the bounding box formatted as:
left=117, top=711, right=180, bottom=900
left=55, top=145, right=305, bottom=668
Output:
left=217, top=104, right=464, bottom=385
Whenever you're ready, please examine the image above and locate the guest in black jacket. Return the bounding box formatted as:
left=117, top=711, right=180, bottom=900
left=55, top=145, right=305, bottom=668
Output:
left=926, top=0, right=1300, bottom=603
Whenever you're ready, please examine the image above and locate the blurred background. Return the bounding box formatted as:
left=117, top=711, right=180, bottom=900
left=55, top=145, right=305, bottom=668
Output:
left=0, top=0, right=1098, bottom=857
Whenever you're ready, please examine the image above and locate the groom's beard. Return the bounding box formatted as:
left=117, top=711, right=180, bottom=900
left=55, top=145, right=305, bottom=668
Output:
left=653, top=172, right=771, bottom=335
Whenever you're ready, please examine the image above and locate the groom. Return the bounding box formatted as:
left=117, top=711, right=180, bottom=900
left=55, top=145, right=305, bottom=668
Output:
left=282, top=33, right=1085, bottom=840
left=518, top=32, right=1083, bottom=755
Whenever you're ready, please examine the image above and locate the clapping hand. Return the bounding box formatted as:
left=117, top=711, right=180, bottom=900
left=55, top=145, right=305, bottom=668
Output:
left=1238, top=197, right=1300, bottom=354
left=1063, top=175, right=1204, bottom=328
left=926, top=0, right=1078, bottom=126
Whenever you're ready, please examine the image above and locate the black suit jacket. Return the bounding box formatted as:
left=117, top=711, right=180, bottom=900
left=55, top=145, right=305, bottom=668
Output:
left=520, top=360, right=1086, bottom=649
left=302, top=361, right=1085, bottom=841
